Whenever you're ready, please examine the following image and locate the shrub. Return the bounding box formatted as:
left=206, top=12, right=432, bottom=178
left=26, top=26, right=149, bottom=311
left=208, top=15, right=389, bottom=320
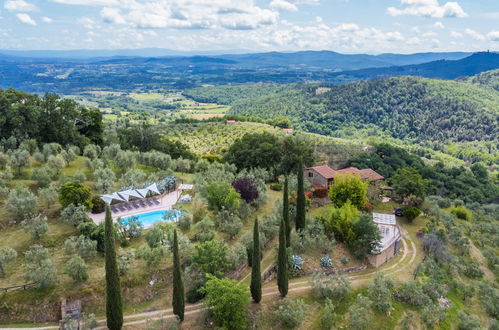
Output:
left=290, top=255, right=303, bottom=271
left=204, top=181, right=241, bottom=212
left=328, top=174, right=368, bottom=208
left=201, top=275, right=250, bottom=330
left=319, top=299, right=337, bottom=330
left=313, top=187, right=328, bottom=199
left=395, top=282, right=431, bottom=307
left=320, top=256, right=333, bottom=269
left=402, top=206, right=421, bottom=222
left=59, top=181, right=92, bottom=209
left=309, top=273, right=351, bottom=301
left=270, top=183, right=282, bottom=191
left=177, top=211, right=192, bottom=230
left=341, top=257, right=349, bottom=264
left=273, top=298, right=308, bottom=328
left=449, top=205, right=472, bottom=221
left=91, top=196, right=106, bottom=214
left=65, top=255, right=89, bottom=282
left=232, top=178, right=259, bottom=203
left=348, top=294, right=373, bottom=330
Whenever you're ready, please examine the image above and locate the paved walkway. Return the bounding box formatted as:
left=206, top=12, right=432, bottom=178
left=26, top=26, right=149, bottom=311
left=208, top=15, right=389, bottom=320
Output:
left=88, top=189, right=183, bottom=224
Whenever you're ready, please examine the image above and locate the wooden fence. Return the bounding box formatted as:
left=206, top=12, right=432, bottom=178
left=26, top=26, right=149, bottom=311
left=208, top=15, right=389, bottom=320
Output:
left=0, top=282, right=37, bottom=293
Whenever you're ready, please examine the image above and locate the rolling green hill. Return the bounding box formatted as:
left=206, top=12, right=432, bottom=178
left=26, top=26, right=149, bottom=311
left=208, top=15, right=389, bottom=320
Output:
left=224, top=75, right=498, bottom=143
left=465, top=68, right=499, bottom=91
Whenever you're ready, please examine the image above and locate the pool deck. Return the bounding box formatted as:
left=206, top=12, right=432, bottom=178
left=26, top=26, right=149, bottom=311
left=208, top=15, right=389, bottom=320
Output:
left=88, top=188, right=183, bottom=224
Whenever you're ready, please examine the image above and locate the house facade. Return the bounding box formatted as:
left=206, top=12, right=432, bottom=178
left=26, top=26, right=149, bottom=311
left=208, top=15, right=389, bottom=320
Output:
left=304, top=162, right=384, bottom=188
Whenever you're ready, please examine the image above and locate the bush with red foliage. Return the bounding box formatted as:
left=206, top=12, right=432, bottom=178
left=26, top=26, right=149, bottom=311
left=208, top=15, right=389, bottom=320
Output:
left=232, top=178, right=259, bottom=203
left=312, top=187, right=328, bottom=199
left=362, top=201, right=373, bottom=212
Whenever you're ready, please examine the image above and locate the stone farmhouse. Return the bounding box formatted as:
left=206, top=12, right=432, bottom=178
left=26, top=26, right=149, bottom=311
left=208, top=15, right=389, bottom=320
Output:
left=304, top=162, right=384, bottom=188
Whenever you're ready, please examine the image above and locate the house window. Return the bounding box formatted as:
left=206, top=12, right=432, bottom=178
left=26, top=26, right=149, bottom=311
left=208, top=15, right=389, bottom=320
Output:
left=308, top=172, right=313, bottom=178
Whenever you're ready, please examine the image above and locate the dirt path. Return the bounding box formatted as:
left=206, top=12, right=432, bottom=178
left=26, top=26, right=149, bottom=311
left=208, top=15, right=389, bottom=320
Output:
left=2, top=230, right=419, bottom=330
left=468, top=239, right=495, bottom=281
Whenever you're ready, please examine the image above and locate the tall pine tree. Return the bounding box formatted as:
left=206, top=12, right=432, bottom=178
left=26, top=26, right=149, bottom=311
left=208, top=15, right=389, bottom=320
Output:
left=104, top=206, right=123, bottom=330
left=250, top=218, right=262, bottom=303
left=277, top=217, right=288, bottom=297
left=283, top=176, right=290, bottom=247
left=296, top=158, right=306, bottom=232
left=172, top=229, right=185, bottom=321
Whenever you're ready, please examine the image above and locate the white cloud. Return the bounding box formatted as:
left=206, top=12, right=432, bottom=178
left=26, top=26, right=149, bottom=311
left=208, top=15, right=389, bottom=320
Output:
left=434, top=21, right=444, bottom=29
left=464, top=28, right=485, bottom=41
left=4, top=0, right=37, bottom=11
left=96, top=1, right=278, bottom=30
left=42, top=16, right=53, bottom=23
left=487, top=30, right=499, bottom=41
left=387, top=0, right=468, bottom=18
left=16, top=13, right=36, bottom=25
left=100, top=7, right=126, bottom=25
left=50, top=0, right=118, bottom=5
left=315, top=16, right=323, bottom=23
left=270, top=0, right=298, bottom=12
left=78, top=17, right=96, bottom=29
left=450, top=31, right=462, bottom=38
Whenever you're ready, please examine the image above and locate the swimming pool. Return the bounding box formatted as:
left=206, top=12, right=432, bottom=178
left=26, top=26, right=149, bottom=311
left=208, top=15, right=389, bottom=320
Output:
left=122, top=210, right=181, bottom=228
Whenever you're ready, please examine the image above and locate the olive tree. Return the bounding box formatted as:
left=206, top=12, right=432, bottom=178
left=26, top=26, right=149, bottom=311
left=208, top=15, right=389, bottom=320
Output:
left=94, top=167, right=116, bottom=193
left=115, top=150, right=136, bottom=172
left=348, top=294, right=373, bottom=330
left=31, top=166, right=54, bottom=188
left=24, top=244, right=58, bottom=287
left=119, top=168, right=145, bottom=188
left=6, top=186, right=37, bottom=219
left=64, top=235, right=97, bottom=259
left=0, top=247, right=17, bottom=277
left=21, top=214, right=49, bottom=240
left=37, top=184, right=59, bottom=209
left=60, top=204, right=90, bottom=226
left=47, top=154, right=66, bottom=175
left=65, top=255, right=89, bottom=282
left=10, top=149, right=31, bottom=175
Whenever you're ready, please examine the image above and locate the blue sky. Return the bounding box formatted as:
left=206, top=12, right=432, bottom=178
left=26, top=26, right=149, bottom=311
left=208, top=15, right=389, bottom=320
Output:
left=1, top=0, right=498, bottom=53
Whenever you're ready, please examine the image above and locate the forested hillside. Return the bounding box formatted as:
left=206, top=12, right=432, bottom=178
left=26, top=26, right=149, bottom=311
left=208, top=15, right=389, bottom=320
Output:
left=182, top=84, right=288, bottom=105
left=465, top=69, right=499, bottom=91
left=332, top=52, right=499, bottom=80
left=227, top=76, right=499, bottom=143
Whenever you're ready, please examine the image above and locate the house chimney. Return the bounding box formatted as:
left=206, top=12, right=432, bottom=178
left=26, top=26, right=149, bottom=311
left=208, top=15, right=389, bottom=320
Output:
left=323, top=160, right=329, bottom=166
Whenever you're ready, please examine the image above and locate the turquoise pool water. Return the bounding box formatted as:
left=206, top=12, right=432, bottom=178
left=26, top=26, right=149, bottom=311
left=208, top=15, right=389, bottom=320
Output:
left=122, top=210, right=181, bottom=227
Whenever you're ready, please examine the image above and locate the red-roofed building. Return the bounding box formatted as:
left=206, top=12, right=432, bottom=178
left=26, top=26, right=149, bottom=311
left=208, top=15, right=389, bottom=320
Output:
left=304, top=161, right=384, bottom=188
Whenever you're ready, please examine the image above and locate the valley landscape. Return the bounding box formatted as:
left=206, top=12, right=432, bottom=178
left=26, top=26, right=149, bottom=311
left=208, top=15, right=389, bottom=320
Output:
left=0, top=0, right=498, bottom=329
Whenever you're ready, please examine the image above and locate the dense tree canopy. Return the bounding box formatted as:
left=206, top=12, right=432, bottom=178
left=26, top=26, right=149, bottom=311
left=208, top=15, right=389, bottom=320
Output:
left=0, top=89, right=103, bottom=147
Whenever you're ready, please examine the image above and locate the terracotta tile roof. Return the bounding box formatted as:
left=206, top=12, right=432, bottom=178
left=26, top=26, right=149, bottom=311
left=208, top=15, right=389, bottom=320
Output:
left=306, top=165, right=384, bottom=181
left=306, top=165, right=336, bottom=179
left=359, top=168, right=384, bottom=181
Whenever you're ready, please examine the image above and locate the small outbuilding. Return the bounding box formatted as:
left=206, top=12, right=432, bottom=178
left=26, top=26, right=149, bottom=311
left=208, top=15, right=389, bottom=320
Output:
left=367, top=213, right=402, bottom=268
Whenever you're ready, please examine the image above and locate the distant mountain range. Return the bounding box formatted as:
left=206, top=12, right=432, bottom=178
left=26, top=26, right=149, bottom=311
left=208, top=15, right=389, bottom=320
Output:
left=0, top=49, right=497, bottom=93
left=0, top=49, right=471, bottom=71
left=333, top=52, right=499, bottom=80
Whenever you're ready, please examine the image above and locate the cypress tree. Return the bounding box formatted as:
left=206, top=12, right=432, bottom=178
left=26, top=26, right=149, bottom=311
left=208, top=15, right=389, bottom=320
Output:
left=104, top=206, right=123, bottom=330
left=283, top=176, right=290, bottom=247
left=296, top=158, right=306, bottom=232
left=277, top=217, right=288, bottom=297
left=172, top=229, right=185, bottom=321
left=250, top=218, right=262, bottom=303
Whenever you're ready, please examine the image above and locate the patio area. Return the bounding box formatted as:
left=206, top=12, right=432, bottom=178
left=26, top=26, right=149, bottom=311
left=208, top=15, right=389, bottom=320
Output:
left=88, top=188, right=183, bottom=224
